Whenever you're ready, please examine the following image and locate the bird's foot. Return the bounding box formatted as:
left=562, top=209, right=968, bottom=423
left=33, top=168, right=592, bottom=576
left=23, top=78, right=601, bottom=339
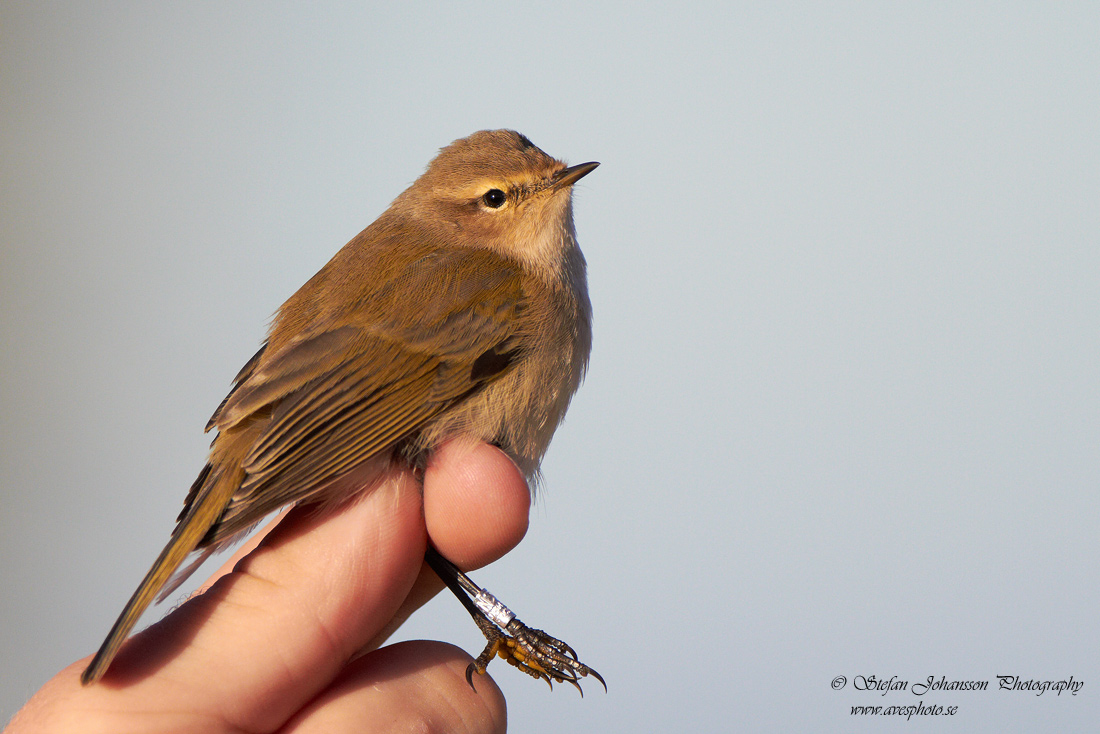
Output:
left=466, top=611, right=605, bottom=695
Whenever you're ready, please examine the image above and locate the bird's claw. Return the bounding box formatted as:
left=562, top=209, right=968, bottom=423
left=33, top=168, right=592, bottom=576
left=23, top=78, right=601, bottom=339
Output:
left=465, top=616, right=605, bottom=695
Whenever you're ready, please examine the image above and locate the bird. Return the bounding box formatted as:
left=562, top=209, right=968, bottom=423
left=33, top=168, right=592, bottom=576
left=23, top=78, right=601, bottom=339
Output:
left=81, top=129, right=602, bottom=693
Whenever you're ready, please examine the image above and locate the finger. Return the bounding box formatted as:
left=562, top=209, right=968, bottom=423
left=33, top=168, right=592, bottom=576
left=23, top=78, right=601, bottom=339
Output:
left=364, top=440, right=531, bottom=649
left=192, top=507, right=293, bottom=595
left=423, top=439, right=531, bottom=569
left=283, top=641, right=507, bottom=734
left=65, top=469, right=428, bottom=733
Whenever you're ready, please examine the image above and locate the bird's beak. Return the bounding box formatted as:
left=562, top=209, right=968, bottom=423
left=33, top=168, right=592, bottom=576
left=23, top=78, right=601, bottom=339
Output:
left=552, top=161, right=600, bottom=190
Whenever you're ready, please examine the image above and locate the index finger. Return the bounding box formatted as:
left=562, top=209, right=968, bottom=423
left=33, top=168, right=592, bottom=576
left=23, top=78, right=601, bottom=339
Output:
left=50, top=470, right=426, bottom=733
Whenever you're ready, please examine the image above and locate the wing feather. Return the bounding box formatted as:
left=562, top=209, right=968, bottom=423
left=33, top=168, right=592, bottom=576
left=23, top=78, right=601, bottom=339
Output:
left=195, top=247, right=528, bottom=545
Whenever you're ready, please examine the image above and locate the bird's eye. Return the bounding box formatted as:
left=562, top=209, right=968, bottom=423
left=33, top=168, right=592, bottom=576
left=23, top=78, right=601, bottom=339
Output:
left=481, top=189, right=507, bottom=208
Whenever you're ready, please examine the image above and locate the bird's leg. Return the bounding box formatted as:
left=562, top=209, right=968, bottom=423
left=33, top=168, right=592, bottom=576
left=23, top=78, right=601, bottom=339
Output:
left=424, top=545, right=605, bottom=694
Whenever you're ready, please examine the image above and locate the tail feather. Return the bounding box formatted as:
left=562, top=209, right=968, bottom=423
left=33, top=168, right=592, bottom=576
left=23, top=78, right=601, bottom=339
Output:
left=80, top=465, right=240, bottom=685
left=155, top=545, right=218, bottom=604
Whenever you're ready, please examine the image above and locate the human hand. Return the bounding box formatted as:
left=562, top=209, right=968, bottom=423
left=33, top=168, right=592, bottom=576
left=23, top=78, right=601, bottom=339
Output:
left=7, top=440, right=530, bottom=733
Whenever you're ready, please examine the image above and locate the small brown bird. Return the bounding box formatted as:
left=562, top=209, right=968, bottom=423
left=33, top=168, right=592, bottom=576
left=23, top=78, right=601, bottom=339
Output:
left=81, top=129, right=602, bottom=691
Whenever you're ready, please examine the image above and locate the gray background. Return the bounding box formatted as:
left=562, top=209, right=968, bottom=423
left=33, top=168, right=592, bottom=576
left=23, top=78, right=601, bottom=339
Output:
left=3, top=3, right=1097, bottom=731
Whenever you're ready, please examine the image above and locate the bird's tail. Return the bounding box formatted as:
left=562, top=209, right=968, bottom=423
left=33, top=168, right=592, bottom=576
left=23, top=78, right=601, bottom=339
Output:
left=80, top=463, right=241, bottom=685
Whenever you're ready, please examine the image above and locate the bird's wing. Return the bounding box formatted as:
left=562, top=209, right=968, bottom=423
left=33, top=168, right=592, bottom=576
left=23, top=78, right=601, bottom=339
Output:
left=195, top=247, right=527, bottom=543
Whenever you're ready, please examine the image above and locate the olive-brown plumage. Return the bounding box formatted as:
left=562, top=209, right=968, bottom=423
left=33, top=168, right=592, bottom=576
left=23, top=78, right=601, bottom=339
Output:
left=82, top=130, right=598, bottom=686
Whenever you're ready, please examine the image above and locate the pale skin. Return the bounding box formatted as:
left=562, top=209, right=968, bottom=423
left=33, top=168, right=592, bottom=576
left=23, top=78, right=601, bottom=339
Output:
left=7, top=440, right=528, bottom=734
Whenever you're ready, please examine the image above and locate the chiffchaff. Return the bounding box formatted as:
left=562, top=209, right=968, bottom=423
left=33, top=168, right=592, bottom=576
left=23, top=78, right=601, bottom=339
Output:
left=82, top=130, right=601, bottom=691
